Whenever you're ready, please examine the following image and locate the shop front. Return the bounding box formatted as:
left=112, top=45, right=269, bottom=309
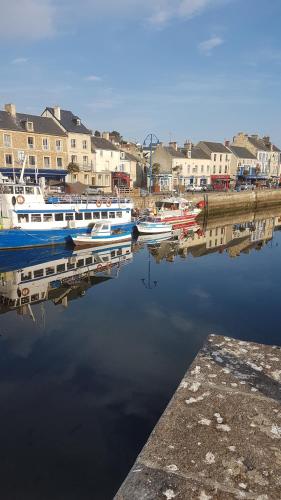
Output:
left=211, top=175, right=230, bottom=191
left=112, top=171, right=130, bottom=190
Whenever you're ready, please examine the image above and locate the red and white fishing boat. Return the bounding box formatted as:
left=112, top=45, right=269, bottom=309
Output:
left=153, top=197, right=203, bottom=229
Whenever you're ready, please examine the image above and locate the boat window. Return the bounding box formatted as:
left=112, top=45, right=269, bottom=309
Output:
left=102, top=224, right=109, bottom=231
left=93, top=212, right=100, bottom=219
left=57, top=264, right=66, bottom=273
left=25, top=187, right=34, bottom=195
left=109, top=211, right=115, bottom=219
left=15, top=186, right=24, bottom=194
left=55, top=213, right=64, bottom=221
left=18, top=214, right=29, bottom=223
left=75, top=212, right=83, bottom=220
left=2, top=185, right=13, bottom=194
left=21, top=271, right=32, bottom=281
left=36, top=187, right=41, bottom=195
left=31, top=214, right=42, bottom=222
left=85, top=257, right=92, bottom=265
left=34, top=269, right=44, bottom=278
left=116, top=211, right=122, bottom=218
left=43, top=214, right=53, bottom=222
left=111, top=251, right=116, bottom=258
left=21, top=297, right=29, bottom=304
left=84, top=212, right=92, bottom=220
left=46, top=267, right=55, bottom=275
left=117, top=249, right=122, bottom=256
left=101, top=211, right=108, bottom=219
left=31, top=293, right=40, bottom=302
left=67, top=262, right=75, bottom=270
left=77, top=259, right=84, bottom=268
left=65, top=213, right=74, bottom=221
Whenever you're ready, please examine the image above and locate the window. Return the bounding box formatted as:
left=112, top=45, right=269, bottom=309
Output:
left=57, top=157, right=63, bottom=168
left=15, top=186, right=24, bottom=194
left=85, top=257, right=92, bottom=265
left=44, top=157, right=50, bottom=168
left=34, top=269, right=44, bottom=278
left=18, top=214, right=29, bottom=223
left=42, top=138, right=49, bottom=150
left=93, top=212, right=100, bottom=219
left=213, top=167, right=216, bottom=174
left=31, top=214, right=42, bottom=222
left=18, top=150, right=25, bottom=162
left=4, top=134, right=11, bottom=147
left=92, top=177, right=95, bottom=185
left=31, top=294, right=40, bottom=302
left=82, top=140, right=87, bottom=149
left=83, top=156, right=88, bottom=166
left=116, top=211, right=122, bottom=218
left=75, top=212, right=83, bottom=220
left=109, top=211, right=115, bottom=218
left=101, top=211, right=108, bottom=219
left=192, top=166, right=197, bottom=173
left=55, top=213, right=63, bottom=221
left=27, top=136, right=34, bottom=149
left=219, top=165, right=222, bottom=174
left=21, top=271, right=32, bottom=281
left=26, top=121, right=34, bottom=132
left=84, top=212, right=92, bottom=220
left=46, top=267, right=55, bottom=276
left=100, top=150, right=103, bottom=157
left=57, top=264, right=66, bottom=273
left=225, top=165, right=228, bottom=173
left=84, top=175, right=89, bottom=183
left=1, top=185, right=13, bottom=194
left=71, top=155, right=77, bottom=163
left=98, top=174, right=102, bottom=181
left=105, top=175, right=110, bottom=184
left=220, top=154, right=222, bottom=161
left=65, top=213, right=74, bottom=221
left=29, top=156, right=36, bottom=166
left=73, top=174, right=77, bottom=182
left=43, top=214, right=53, bottom=222
left=67, top=262, right=75, bottom=270
left=214, top=154, right=217, bottom=161
left=201, top=165, right=204, bottom=173
left=77, top=259, right=84, bottom=268
left=25, top=186, right=34, bottom=195
left=5, top=154, right=12, bottom=165
left=111, top=152, right=113, bottom=158
left=56, top=140, right=62, bottom=152
left=71, top=139, right=76, bottom=148
left=225, top=155, right=228, bottom=161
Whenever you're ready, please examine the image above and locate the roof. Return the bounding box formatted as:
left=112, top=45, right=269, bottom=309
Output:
left=164, top=146, right=186, bottom=158
left=91, top=136, right=119, bottom=151
left=45, top=108, right=92, bottom=134
left=228, top=145, right=256, bottom=160
left=124, top=151, right=140, bottom=162
left=0, top=110, right=67, bottom=136
left=247, top=136, right=281, bottom=153
left=190, top=147, right=210, bottom=160
left=199, top=141, right=230, bottom=153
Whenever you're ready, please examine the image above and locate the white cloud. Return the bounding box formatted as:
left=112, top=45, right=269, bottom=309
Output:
left=11, top=58, right=28, bottom=64
left=0, top=0, right=55, bottom=39
left=85, top=75, right=102, bottom=82
left=198, top=36, right=223, bottom=55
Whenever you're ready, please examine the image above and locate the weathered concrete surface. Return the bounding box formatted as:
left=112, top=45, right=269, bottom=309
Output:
left=115, top=335, right=281, bottom=500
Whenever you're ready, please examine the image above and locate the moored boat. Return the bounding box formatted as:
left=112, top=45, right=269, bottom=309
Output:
left=72, top=223, right=132, bottom=247
left=153, top=197, right=202, bottom=228
left=137, top=218, right=173, bottom=234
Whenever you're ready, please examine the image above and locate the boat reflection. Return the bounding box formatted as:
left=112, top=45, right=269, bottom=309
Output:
left=0, top=242, right=133, bottom=317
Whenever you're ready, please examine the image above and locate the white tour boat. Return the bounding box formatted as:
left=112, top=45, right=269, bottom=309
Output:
left=71, top=223, right=132, bottom=247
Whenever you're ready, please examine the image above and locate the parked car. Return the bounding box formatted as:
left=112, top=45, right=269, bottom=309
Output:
left=84, top=186, right=104, bottom=195
left=185, top=185, right=204, bottom=192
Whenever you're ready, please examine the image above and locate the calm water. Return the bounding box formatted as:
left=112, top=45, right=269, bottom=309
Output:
left=1, top=209, right=281, bottom=500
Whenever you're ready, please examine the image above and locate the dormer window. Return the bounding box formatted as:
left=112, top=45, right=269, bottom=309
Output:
left=26, top=121, right=34, bottom=132
left=73, top=117, right=81, bottom=126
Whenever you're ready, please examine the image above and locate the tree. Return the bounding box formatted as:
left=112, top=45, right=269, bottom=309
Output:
left=152, top=163, right=161, bottom=192
left=172, top=164, right=182, bottom=192
left=67, top=162, right=80, bottom=174
left=94, top=130, right=101, bottom=137
left=110, top=130, right=123, bottom=143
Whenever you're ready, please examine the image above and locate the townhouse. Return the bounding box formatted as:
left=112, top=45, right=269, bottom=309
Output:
left=91, top=135, right=122, bottom=193
left=42, top=106, right=94, bottom=185
left=233, top=133, right=281, bottom=180
left=0, top=103, right=68, bottom=183
left=227, top=145, right=259, bottom=184
left=196, top=141, right=233, bottom=190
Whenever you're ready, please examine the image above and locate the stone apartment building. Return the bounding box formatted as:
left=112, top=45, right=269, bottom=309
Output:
left=91, top=135, right=122, bottom=193
left=232, top=133, right=281, bottom=180
left=227, top=145, right=258, bottom=183
left=42, top=106, right=94, bottom=184
left=196, top=141, right=233, bottom=190
left=0, top=103, right=68, bottom=183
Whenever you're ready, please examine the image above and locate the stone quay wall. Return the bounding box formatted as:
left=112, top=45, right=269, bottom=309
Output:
left=131, top=189, right=281, bottom=215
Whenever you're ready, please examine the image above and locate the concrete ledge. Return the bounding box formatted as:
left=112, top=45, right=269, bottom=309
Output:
left=115, top=335, right=281, bottom=500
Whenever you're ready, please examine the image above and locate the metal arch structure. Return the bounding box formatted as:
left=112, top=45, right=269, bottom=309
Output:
left=143, top=133, right=160, bottom=194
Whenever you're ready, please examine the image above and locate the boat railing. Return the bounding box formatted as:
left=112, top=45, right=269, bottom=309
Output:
left=45, top=194, right=131, bottom=205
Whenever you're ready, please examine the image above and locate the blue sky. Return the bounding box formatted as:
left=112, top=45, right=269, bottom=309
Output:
left=0, top=0, right=281, bottom=145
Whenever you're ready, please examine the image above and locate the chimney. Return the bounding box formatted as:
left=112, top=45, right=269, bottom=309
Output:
left=53, top=106, right=61, bottom=121
left=224, top=140, right=230, bottom=147
left=169, top=141, right=177, bottom=150
left=102, top=132, right=110, bottom=140
left=251, top=134, right=258, bottom=139
left=5, top=103, right=16, bottom=117
left=184, top=140, right=193, bottom=151
left=263, top=136, right=270, bottom=146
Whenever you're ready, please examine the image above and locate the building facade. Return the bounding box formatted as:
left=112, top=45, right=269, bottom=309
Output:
left=42, top=106, right=94, bottom=185
left=227, top=145, right=259, bottom=184
left=197, top=141, right=233, bottom=190
left=0, top=103, right=68, bottom=183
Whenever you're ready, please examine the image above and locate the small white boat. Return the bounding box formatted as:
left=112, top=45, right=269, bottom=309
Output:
left=72, top=223, right=132, bottom=247
left=137, top=218, right=173, bottom=234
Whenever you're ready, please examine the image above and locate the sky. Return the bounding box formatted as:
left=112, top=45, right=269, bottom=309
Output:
left=0, top=0, right=281, bottom=145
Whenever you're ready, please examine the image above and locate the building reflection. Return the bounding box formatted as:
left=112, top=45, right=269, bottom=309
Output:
left=0, top=243, right=133, bottom=318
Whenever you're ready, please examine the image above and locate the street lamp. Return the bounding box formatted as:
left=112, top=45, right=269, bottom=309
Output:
left=141, top=249, right=158, bottom=289
left=143, top=133, right=160, bottom=194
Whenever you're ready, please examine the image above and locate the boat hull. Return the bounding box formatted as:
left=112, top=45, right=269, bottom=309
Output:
left=137, top=223, right=173, bottom=234
left=0, top=223, right=135, bottom=250
left=72, top=233, right=132, bottom=247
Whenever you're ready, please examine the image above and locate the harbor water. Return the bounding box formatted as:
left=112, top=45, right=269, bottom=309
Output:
left=0, top=208, right=281, bottom=499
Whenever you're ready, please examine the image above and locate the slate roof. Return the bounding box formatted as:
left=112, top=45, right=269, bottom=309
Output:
left=228, top=145, right=256, bottom=160
left=199, top=141, right=230, bottom=153
left=45, top=108, right=92, bottom=135
left=164, top=146, right=186, bottom=158
left=190, top=147, right=210, bottom=160
left=0, top=110, right=67, bottom=136
left=91, top=137, right=119, bottom=151
left=124, top=152, right=140, bottom=162
left=247, top=136, right=281, bottom=153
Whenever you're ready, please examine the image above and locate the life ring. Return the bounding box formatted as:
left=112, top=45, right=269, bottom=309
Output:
left=96, top=200, right=102, bottom=208
left=22, top=287, right=29, bottom=297
left=106, top=199, right=112, bottom=207
left=17, top=195, right=25, bottom=205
